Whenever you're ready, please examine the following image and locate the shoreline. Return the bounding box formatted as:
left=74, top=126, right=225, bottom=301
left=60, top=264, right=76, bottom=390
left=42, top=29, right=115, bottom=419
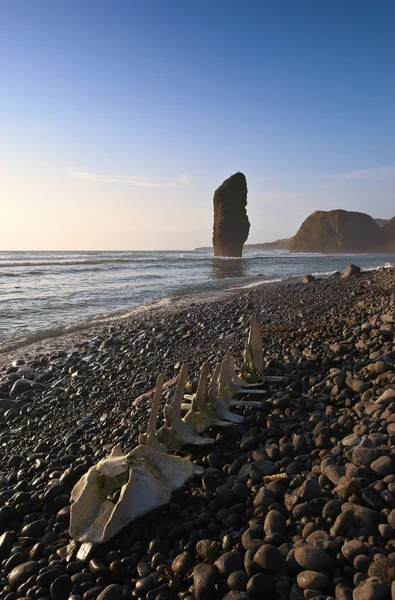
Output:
left=0, top=261, right=392, bottom=366
left=0, top=273, right=305, bottom=367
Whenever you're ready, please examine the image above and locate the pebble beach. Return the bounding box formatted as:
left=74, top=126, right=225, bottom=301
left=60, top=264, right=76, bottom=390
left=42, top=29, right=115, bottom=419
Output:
left=0, top=266, right=395, bottom=600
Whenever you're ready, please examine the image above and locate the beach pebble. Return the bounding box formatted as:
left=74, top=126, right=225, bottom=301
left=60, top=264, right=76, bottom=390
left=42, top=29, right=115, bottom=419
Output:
left=8, top=561, right=40, bottom=588
left=294, top=545, right=331, bottom=571
left=253, top=544, right=284, bottom=571
left=50, top=574, right=73, bottom=600
left=352, top=577, right=389, bottom=600
left=371, top=456, right=395, bottom=476
left=193, top=563, right=218, bottom=600
left=215, top=551, right=244, bottom=576
left=247, top=572, right=276, bottom=597
left=9, top=379, right=33, bottom=397
left=297, top=570, right=328, bottom=590
left=227, top=570, right=249, bottom=591
left=171, top=551, right=194, bottom=577
left=96, top=584, right=124, bottom=600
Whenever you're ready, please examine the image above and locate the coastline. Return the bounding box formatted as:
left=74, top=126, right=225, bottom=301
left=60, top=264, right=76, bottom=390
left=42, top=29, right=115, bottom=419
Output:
left=0, top=262, right=391, bottom=367
left=0, top=273, right=304, bottom=367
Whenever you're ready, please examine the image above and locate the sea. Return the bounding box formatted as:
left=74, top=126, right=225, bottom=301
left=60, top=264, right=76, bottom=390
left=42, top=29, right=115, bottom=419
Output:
left=1, top=250, right=394, bottom=352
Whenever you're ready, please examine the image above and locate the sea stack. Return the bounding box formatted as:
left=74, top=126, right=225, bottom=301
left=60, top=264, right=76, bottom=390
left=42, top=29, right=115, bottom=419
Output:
left=212, top=172, right=250, bottom=257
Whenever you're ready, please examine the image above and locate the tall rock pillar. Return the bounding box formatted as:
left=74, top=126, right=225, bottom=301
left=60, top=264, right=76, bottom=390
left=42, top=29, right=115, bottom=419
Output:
left=212, top=172, right=250, bottom=257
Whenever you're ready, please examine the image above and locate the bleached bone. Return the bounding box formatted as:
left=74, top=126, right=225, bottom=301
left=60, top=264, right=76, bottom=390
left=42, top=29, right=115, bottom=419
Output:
left=241, top=316, right=283, bottom=384
left=138, top=374, right=167, bottom=452
left=203, top=362, right=244, bottom=424
left=224, top=352, right=266, bottom=396
left=218, top=358, right=264, bottom=410
left=227, top=352, right=262, bottom=389
left=69, top=444, right=199, bottom=544
left=156, top=364, right=215, bottom=450
left=183, top=361, right=235, bottom=433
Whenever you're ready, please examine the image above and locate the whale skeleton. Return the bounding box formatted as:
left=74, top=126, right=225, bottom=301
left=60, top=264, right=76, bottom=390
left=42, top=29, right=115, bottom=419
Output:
left=156, top=364, right=216, bottom=450
left=241, top=315, right=284, bottom=384
left=69, top=315, right=284, bottom=544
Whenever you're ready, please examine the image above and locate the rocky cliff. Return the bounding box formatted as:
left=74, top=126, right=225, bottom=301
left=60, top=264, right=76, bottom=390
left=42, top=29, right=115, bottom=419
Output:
left=212, top=172, right=250, bottom=257
left=383, top=217, right=395, bottom=252
left=375, top=218, right=390, bottom=228
left=288, top=210, right=384, bottom=253
left=248, top=237, right=291, bottom=251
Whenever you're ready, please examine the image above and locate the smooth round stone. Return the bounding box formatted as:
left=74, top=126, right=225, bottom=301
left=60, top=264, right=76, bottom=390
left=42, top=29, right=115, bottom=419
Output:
left=341, top=541, right=367, bottom=562
left=89, top=559, right=110, bottom=578
left=193, top=563, right=218, bottom=600
left=241, top=527, right=264, bottom=551
left=215, top=551, right=244, bottom=577
left=352, top=577, right=389, bottom=600
left=196, top=539, right=222, bottom=561
left=8, top=561, right=39, bottom=589
left=371, top=456, right=395, bottom=477
left=342, top=434, right=361, bottom=448
left=50, top=574, right=73, bottom=600
left=21, top=519, right=48, bottom=537
left=171, top=552, right=194, bottom=578
left=10, top=379, right=33, bottom=397
left=96, top=585, right=124, bottom=600
left=264, top=510, right=287, bottom=537
left=297, top=570, right=328, bottom=590
left=227, top=571, right=249, bottom=591
left=294, top=545, right=331, bottom=570
left=0, top=531, right=14, bottom=562
left=253, top=544, right=284, bottom=572
left=247, top=573, right=276, bottom=598
left=134, top=575, right=158, bottom=596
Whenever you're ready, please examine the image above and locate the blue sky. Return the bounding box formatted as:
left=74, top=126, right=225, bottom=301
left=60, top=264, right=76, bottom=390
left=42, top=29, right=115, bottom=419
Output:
left=1, top=0, right=394, bottom=250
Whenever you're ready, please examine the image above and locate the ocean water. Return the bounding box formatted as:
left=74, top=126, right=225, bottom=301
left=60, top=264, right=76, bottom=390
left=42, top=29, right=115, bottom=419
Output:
left=0, top=250, right=394, bottom=351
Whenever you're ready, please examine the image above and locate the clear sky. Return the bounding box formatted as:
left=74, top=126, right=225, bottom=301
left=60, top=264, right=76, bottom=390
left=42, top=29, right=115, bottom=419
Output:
left=1, top=0, right=394, bottom=250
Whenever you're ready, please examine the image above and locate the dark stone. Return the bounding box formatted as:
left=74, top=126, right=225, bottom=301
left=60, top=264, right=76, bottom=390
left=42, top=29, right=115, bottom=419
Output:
left=36, top=567, right=64, bottom=588
left=241, top=527, right=264, bottom=551
left=352, top=577, right=389, bottom=600
left=134, top=575, right=159, bottom=596
left=215, top=551, right=244, bottom=577
left=264, top=510, right=287, bottom=537
left=303, top=275, right=316, bottom=283
left=10, top=379, right=33, bottom=397
left=96, top=585, right=124, bottom=600
left=253, top=544, right=284, bottom=572
left=50, top=574, right=73, bottom=600
left=294, top=545, right=331, bottom=571
left=21, top=519, right=48, bottom=537
left=8, top=561, right=39, bottom=589
left=342, top=264, right=362, bottom=278
left=0, top=531, right=14, bottom=561
left=171, top=552, right=194, bottom=578
left=193, top=563, right=218, bottom=600
left=196, top=540, right=222, bottom=561
left=227, top=571, right=249, bottom=591
left=247, top=572, right=276, bottom=598
left=341, top=541, right=367, bottom=562
left=297, top=570, right=328, bottom=590
left=371, top=456, right=395, bottom=477
left=330, top=509, right=357, bottom=536
left=296, top=478, right=322, bottom=501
